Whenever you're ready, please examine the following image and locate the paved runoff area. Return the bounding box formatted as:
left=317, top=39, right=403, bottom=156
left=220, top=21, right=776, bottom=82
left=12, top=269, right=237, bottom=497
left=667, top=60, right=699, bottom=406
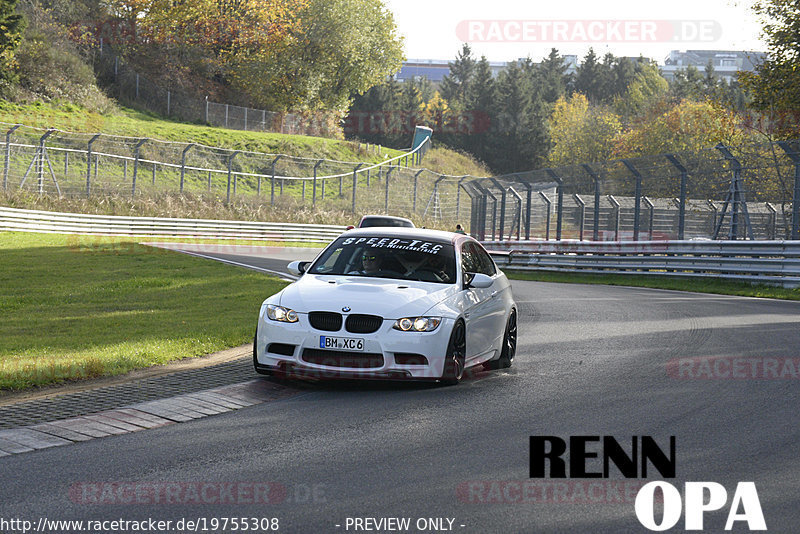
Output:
left=0, top=356, right=302, bottom=457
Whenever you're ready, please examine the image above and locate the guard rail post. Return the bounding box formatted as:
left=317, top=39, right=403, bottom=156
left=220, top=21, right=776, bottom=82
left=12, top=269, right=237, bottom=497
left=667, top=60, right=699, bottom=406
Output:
left=777, top=141, right=800, bottom=240
left=351, top=163, right=364, bottom=213
left=582, top=164, right=600, bottom=241
left=86, top=133, right=101, bottom=198
left=312, top=159, right=323, bottom=206
left=666, top=154, right=688, bottom=240
left=180, top=143, right=195, bottom=194
left=489, top=178, right=507, bottom=241
left=4, top=124, right=20, bottom=192
left=546, top=169, right=563, bottom=240
left=623, top=160, right=643, bottom=241
left=574, top=194, right=585, bottom=241
left=226, top=151, right=240, bottom=203
left=131, top=138, right=147, bottom=197
left=270, top=155, right=282, bottom=206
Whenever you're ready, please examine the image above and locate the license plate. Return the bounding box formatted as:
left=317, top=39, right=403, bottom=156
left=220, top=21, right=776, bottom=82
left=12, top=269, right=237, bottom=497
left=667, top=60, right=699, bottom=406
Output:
left=319, top=336, right=364, bottom=351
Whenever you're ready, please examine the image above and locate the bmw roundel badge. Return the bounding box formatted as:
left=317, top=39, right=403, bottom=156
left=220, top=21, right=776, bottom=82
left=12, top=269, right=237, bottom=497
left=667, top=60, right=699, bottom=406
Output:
left=342, top=306, right=351, bottom=312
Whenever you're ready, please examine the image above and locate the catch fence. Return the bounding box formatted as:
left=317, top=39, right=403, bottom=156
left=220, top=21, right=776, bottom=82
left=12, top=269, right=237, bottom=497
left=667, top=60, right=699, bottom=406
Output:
left=465, top=140, right=800, bottom=241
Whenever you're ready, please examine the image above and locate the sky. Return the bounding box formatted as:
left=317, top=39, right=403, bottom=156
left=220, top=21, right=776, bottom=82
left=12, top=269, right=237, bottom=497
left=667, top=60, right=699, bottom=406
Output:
left=381, top=0, right=767, bottom=64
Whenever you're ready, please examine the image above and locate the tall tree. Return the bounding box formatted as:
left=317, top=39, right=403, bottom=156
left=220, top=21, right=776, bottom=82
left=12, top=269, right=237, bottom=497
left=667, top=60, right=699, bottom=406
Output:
left=574, top=48, right=604, bottom=103
left=739, top=0, right=800, bottom=136
left=535, top=48, right=568, bottom=104
left=439, top=43, right=476, bottom=110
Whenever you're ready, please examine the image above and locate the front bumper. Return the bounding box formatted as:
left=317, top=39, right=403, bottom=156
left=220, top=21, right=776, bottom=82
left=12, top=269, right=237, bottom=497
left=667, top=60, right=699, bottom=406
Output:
left=255, top=310, right=454, bottom=381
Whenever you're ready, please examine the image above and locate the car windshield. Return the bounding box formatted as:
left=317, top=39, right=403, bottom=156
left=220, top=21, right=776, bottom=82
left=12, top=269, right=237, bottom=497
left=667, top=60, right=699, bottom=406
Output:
left=359, top=217, right=413, bottom=228
left=308, top=235, right=456, bottom=283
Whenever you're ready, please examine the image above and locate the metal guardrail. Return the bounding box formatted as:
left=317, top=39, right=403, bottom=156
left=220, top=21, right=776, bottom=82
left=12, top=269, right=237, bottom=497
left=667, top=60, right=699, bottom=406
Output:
left=486, top=240, right=800, bottom=287
left=0, top=207, right=347, bottom=242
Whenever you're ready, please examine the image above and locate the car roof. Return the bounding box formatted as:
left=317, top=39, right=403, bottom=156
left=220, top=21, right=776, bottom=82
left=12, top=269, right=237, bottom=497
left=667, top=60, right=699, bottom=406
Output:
left=341, top=227, right=471, bottom=244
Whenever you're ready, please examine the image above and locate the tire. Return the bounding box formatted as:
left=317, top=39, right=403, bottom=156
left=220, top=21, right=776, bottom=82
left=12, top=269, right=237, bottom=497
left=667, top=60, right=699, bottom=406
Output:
left=440, top=320, right=466, bottom=386
left=484, top=309, right=517, bottom=370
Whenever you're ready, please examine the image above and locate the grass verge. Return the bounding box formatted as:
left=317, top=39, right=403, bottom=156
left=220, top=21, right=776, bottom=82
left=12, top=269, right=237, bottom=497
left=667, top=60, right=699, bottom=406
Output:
left=505, top=270, right=800, bottom=301
left=0, top=232, right=289, bottom=391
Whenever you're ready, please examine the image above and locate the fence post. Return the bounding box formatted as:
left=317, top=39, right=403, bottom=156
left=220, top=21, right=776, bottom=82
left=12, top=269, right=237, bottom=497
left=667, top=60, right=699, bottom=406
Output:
left=539, top=191, right=551, bottom=240
left=623, top=160, right=643, bottom=241
left=225, top=104, right=229, bottom=128
left=167, top=90, right=171, bottom=116
left=582, top=164, right=601, bottom=241
left=4, top=124, right=21, bottom=191
left=546, top=169, right=564, bottom=240
left=765, top=202, right=777, bottom=240
left=64, top=152, right=68, bottom=176
left=777, top=141, right=800, bottom=240
left=574, top=194, right=586, bottom=240
left=270, top=155, right=282, bottom=205
left=86, top=133, right=101, bottom=198
left=152, top=162, right=156, bottom=185
left=205, top=97, right=209, bottom=124
left=244, top=107, right=248, bottom=131
left=456, top=175, right=467, bottom=221
left=132, top=138, right=147, bottom=197
left=643, top=196, right=654, bottom=240
left=384, top=167, right=395, bottom=213
left=135, top=74, right=139, bottom=100
left=413, top=170, right=424, bottom=213
left=352, top=163, right=365, bottom=213
left=665, top=154, right=688, bottom=240
left=715, top=144, right=754, bottom=240
left=180, top=143, right=195, bottom=194
left=608, top=195, right=620, bottom=240
left=489, top=178, right=507, bottom=241
left=226, top=151, right=240, bottom=203
left=313, top=160, right=323, bottom=206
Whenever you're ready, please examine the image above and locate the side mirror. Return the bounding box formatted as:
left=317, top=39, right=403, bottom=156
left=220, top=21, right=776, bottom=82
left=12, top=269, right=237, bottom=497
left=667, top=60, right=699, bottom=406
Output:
left=287, top=260, right=309, bottom=276
left=464, top=272, right=493, bottom=289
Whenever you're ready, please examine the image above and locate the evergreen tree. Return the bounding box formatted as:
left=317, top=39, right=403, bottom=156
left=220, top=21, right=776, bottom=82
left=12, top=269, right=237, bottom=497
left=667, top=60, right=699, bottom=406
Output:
left=574, top=48, right=604, bottom=102
left=439, top=43, right=476, bottom=110
left=535, top=48, right=568, bottom=104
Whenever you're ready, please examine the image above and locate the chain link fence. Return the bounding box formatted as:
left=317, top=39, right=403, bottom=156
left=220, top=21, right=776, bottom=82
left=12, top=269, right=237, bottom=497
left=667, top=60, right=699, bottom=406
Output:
left=89, top=45, right=340, bottom=138
left=465, top=140, right=800, bottom=241
left=6, top=121, right=794, bottom=240
left=1, top=123, right=457, bottom=224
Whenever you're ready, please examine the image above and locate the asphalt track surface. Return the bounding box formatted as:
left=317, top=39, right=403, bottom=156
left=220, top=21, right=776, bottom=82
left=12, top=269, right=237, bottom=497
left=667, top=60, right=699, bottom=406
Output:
left=2, top=246, right=800, bottom=533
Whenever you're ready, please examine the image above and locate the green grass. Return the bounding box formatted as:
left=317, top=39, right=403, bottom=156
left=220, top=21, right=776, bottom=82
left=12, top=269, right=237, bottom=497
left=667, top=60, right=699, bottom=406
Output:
left=0, top=231, right=289, bottom=391
left=505, top=270, right=800, bottom=301
left=0, top=101, right=403, bottom=163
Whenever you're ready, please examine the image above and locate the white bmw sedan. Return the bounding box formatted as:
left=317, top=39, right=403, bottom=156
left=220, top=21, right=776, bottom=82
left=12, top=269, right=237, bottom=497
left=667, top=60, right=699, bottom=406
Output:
left=253, top=228, right=517, bottom=385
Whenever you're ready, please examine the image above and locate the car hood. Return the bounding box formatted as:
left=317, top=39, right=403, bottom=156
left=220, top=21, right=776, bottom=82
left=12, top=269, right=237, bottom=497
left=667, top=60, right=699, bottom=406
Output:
left=277, top=275, right=459, bottom=318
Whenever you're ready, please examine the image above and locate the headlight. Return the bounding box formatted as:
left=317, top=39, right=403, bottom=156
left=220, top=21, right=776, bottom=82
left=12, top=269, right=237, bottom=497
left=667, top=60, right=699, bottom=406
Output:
left=392, top=316, right=441, bottom=332
left=266, top=304, right=299, bottom=323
